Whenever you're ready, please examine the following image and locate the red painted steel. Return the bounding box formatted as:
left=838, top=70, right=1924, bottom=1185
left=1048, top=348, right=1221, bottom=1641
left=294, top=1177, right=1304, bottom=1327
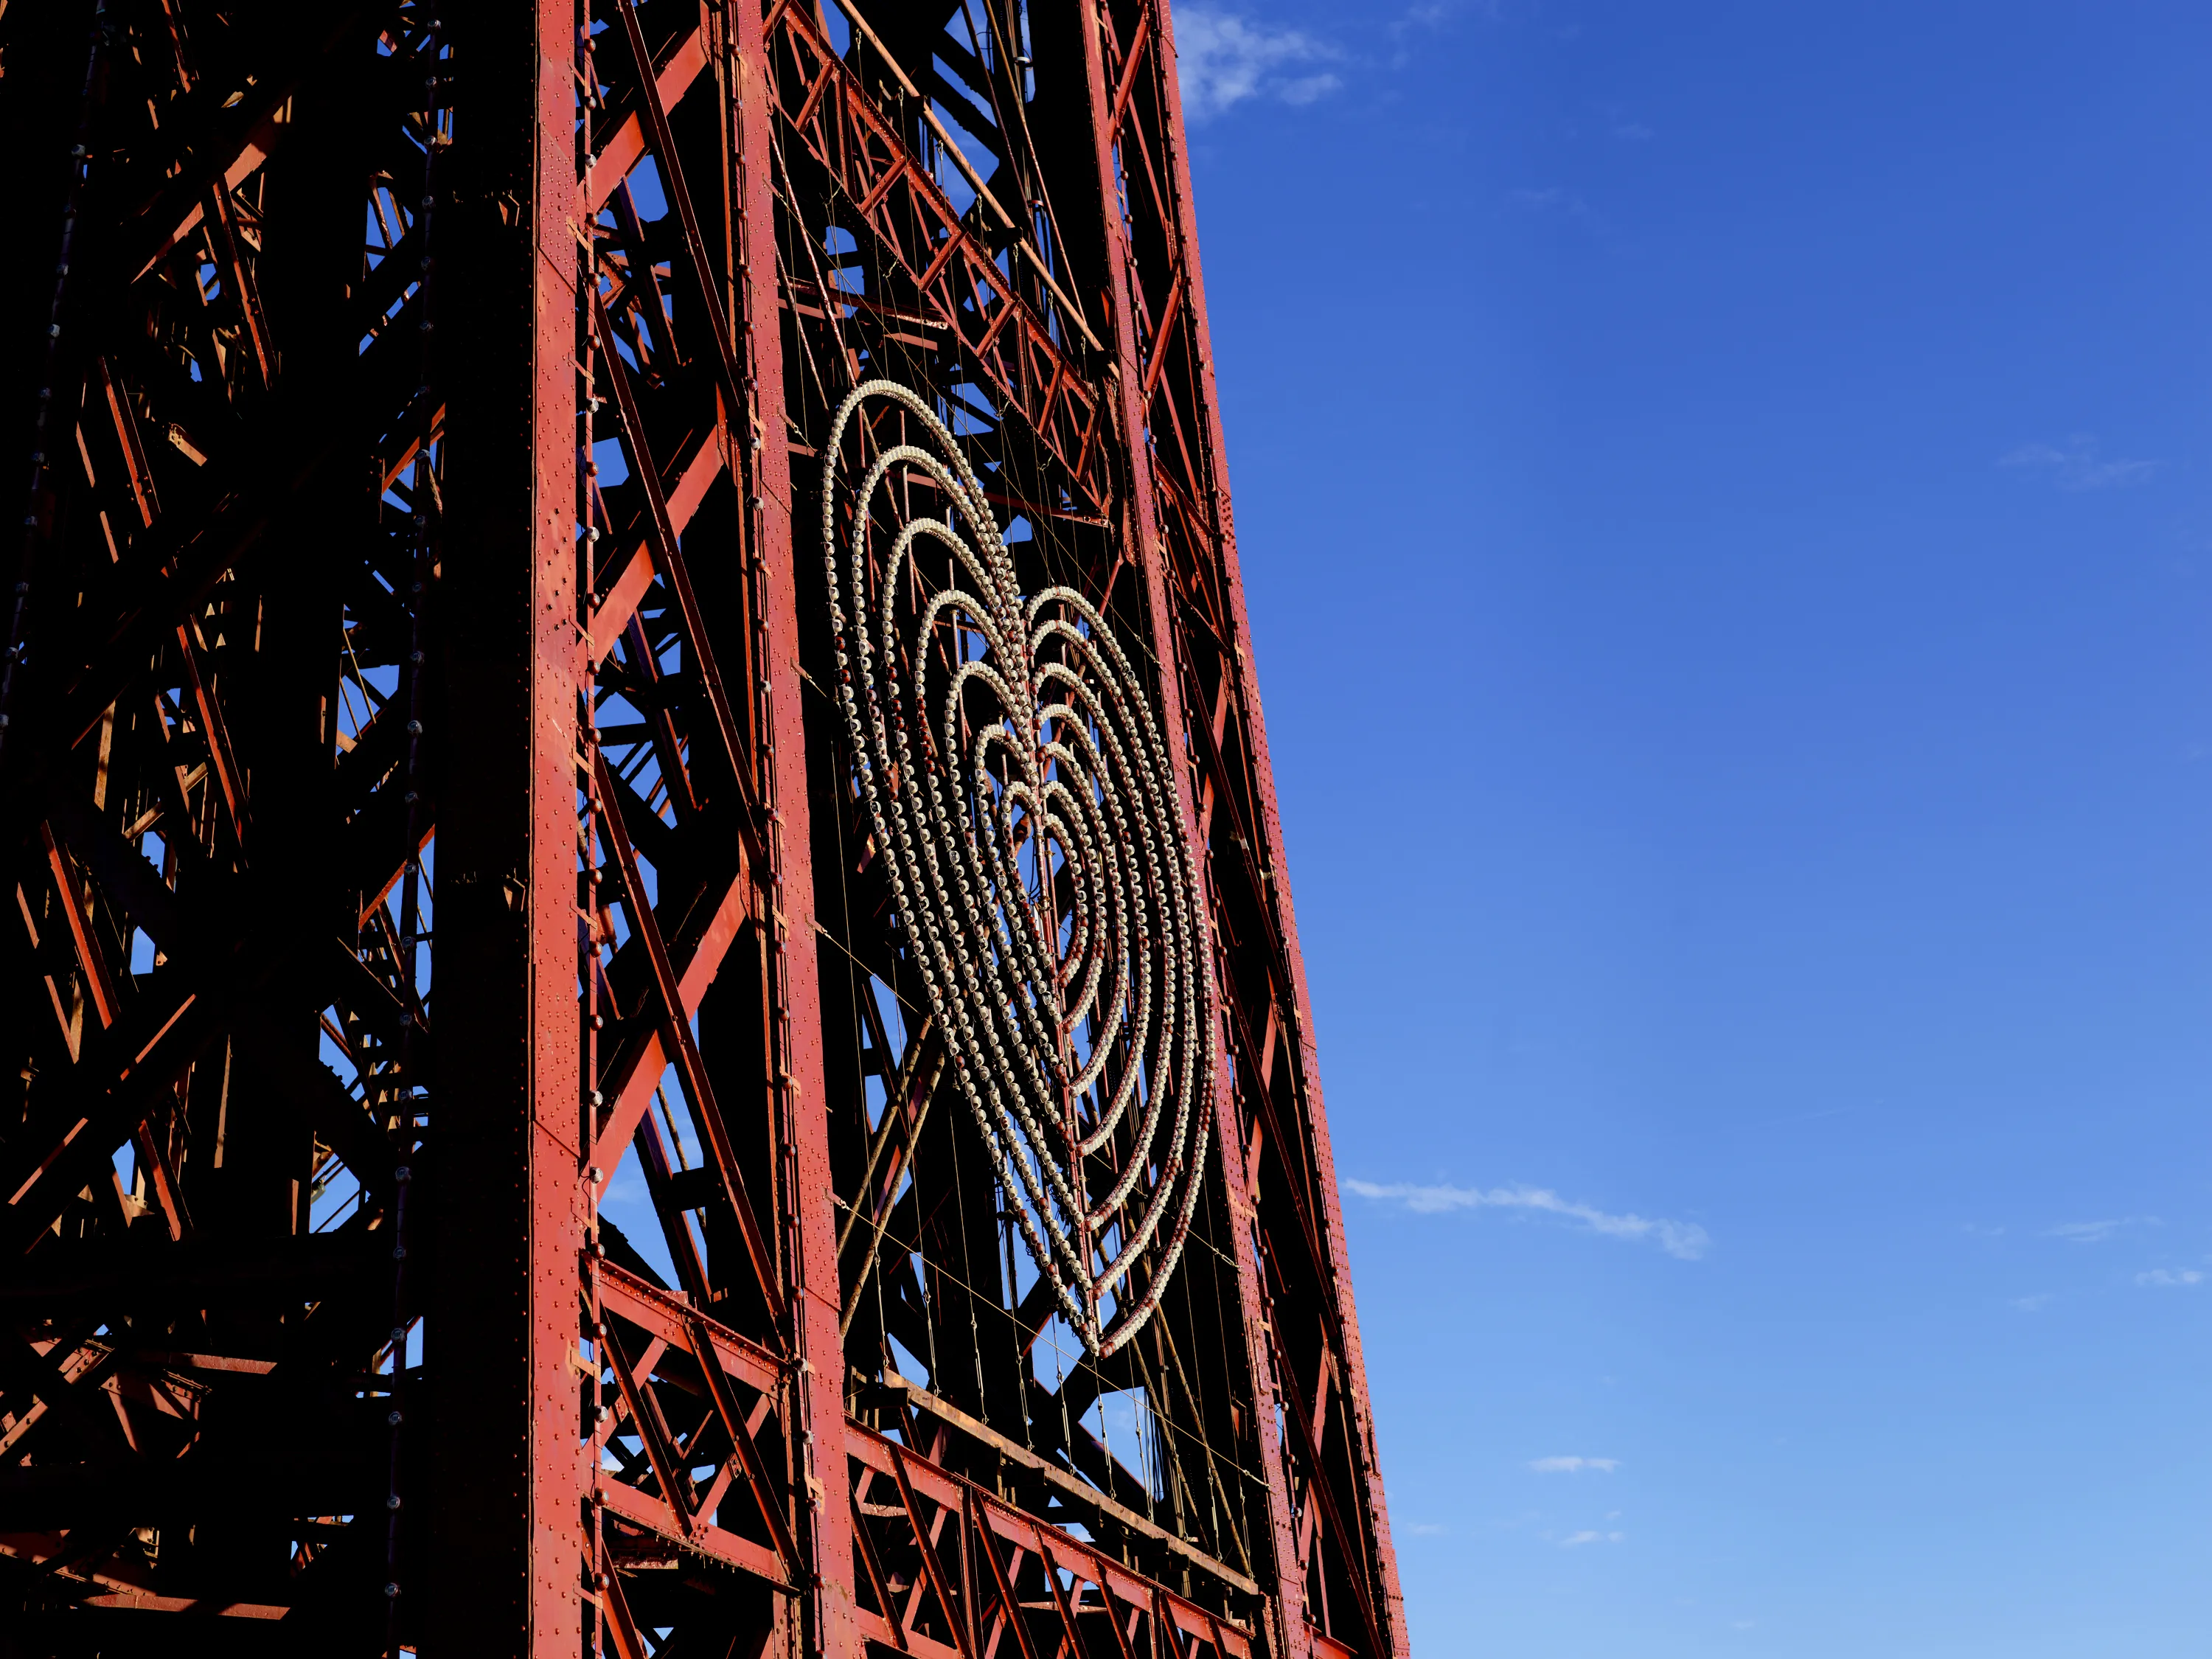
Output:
left=0, top=4, right=1402, bottom=1655
left=734, top=0, right=861, bottom=1646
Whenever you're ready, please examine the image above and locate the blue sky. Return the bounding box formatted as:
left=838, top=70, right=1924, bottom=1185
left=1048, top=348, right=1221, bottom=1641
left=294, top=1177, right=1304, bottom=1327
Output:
left=1173, top=4, right=2212, bottom=1654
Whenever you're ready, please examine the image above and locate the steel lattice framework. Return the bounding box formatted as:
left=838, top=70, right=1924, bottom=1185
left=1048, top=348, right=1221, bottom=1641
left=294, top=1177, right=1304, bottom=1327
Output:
left=0, top=4, right=1402, bottom=1657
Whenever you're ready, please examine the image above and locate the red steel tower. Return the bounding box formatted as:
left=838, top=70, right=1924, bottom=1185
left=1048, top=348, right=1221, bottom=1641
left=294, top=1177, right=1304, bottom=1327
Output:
left=0, top=4, right=1402, bottom=1655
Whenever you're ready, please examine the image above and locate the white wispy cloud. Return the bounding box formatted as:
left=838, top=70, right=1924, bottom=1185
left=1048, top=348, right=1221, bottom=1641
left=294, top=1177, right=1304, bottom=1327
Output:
left=1405, top=1521, right=1448, bottom=1536
left=1172, top=10, right=1342, bottom=120
left=1530, top=1455, right=1619, bottom=1474
left=2138, top=1268, right=2204, bottom=1288
left=2000, top=436, right=2160, bottom=491
left=1346, top=1179, right=1711, bottom=1259
left=1385, top=0, right=1500, bottom=66
left=2011, top=1293, right=2052, bottom=1312
left=2045, top=1217, right=2159, bottom=1245
left=1508, top=186, right=1592, bottom=220
left=1391, top=0, right=1500, bottom=33
left=1559, top=1530, right=1626, bottom=1548
left=1603, top=105, right=1654, bottom=142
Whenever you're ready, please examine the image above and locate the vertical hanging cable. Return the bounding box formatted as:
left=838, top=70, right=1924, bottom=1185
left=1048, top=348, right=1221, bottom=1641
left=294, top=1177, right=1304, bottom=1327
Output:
left=0, top=5, right=108, bottom=768
left=385, top=11, right=445, bottom=1648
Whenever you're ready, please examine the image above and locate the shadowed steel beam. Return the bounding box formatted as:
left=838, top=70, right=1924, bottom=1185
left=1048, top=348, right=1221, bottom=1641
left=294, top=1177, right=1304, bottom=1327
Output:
left=422, top=3, right=583, bottom=1652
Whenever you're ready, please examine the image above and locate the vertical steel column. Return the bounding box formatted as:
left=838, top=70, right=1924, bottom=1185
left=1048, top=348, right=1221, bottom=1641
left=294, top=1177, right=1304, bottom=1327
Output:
left=423, top=4, right=584, bottom=1653
left=733, top=7, right=857, bottom=1655
left=1072, top=11, right=1310, bottom=1658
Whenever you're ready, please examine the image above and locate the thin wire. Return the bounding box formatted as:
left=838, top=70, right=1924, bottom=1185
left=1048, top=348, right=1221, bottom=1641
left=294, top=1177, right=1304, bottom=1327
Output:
left=386, top=14, right=446, bottom=1645
left=0, top=4, right=106, bottom=768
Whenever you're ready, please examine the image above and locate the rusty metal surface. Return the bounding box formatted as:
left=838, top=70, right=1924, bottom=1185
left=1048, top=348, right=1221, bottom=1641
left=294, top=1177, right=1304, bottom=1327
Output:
left=0, top=3, right=1400, bottom=1655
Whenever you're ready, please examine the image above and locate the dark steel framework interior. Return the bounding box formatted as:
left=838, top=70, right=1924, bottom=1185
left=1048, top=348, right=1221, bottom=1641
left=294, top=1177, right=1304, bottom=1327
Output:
left=0, top=4, right=1402, bottom=1656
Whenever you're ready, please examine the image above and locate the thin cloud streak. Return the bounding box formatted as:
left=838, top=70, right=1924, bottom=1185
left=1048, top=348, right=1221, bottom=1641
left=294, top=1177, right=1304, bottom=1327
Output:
left=1530, top=1456, right=1618, bottom=1474
left=2138, top=1268, right=2203, bottom=1287
left=2000, top=435, right=2160, bottom=490
left=1345, top=1179, right=1711, bottom=1259
left=2045, top=1217, right=2159, bottom=1245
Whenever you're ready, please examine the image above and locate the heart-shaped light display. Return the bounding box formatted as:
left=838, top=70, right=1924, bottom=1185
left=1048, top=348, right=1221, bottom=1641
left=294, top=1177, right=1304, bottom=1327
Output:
left=822, top=380, right=1214, bottom=1360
